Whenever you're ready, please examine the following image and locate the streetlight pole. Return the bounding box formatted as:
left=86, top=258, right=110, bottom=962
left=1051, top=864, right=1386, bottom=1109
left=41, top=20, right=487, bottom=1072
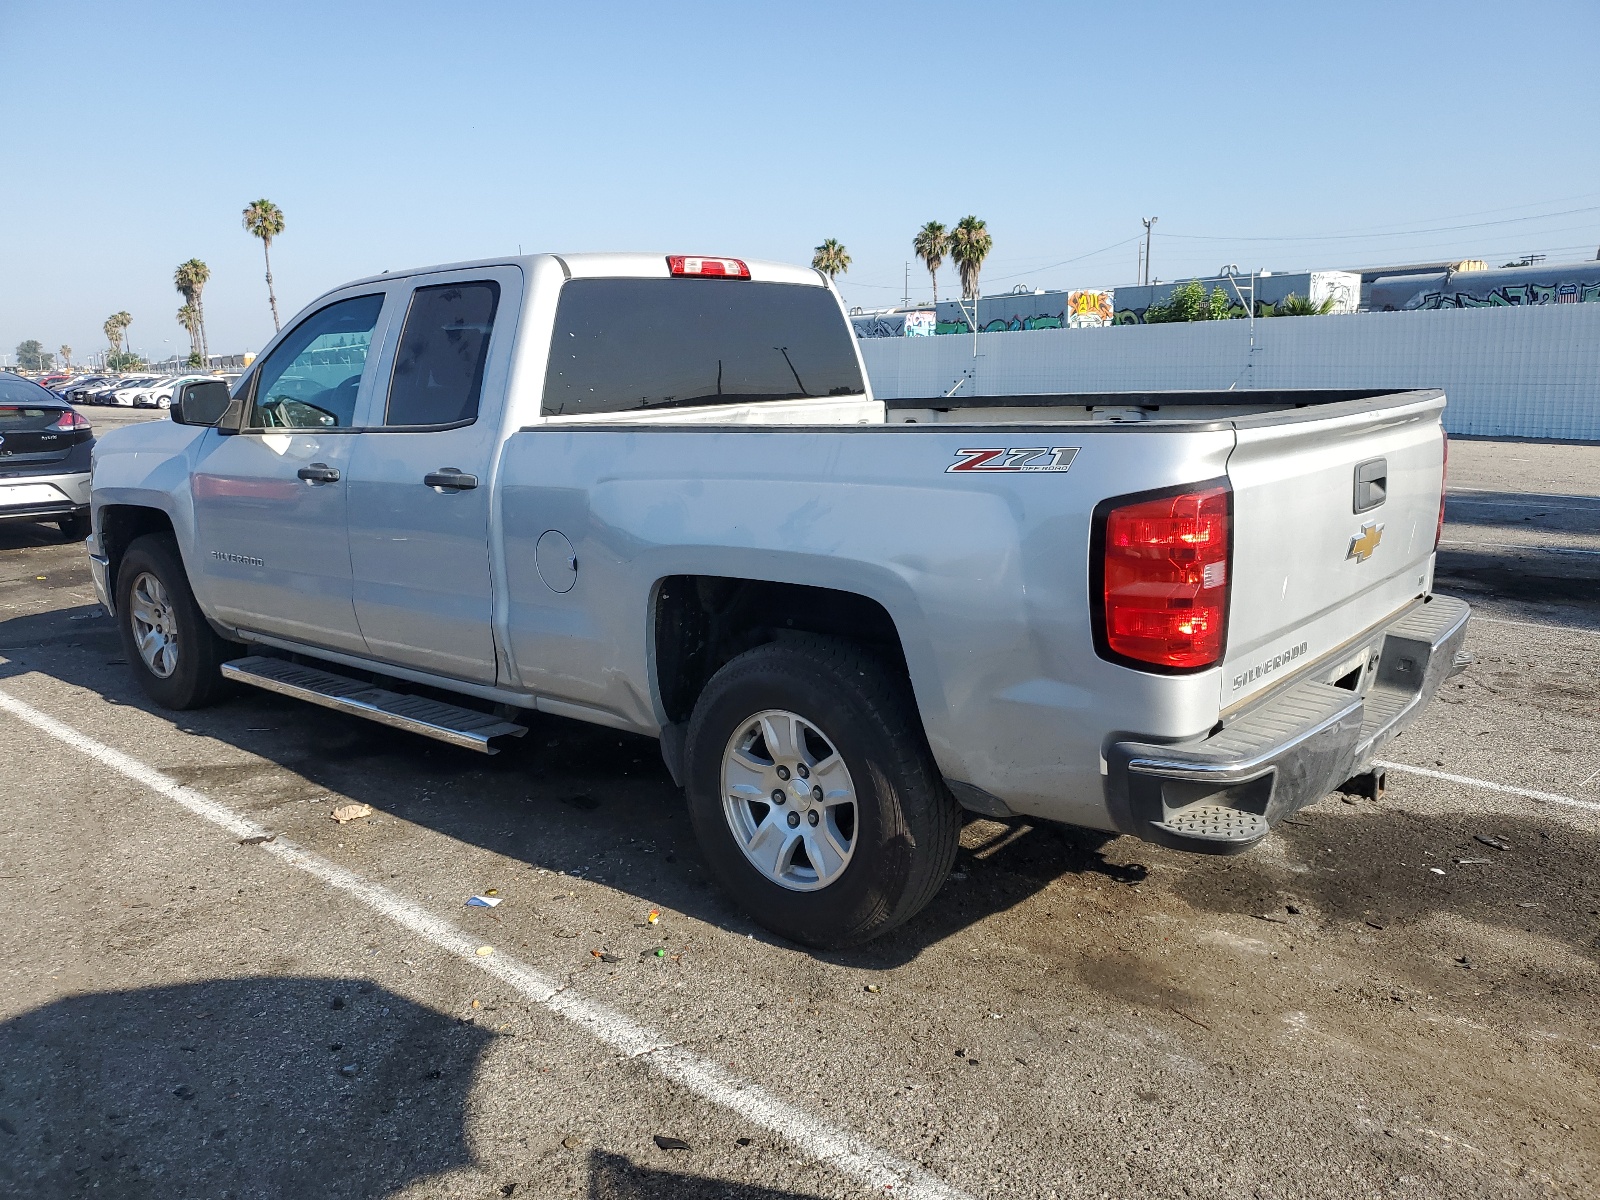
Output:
left=1141, top=216, right=1158, bottom=286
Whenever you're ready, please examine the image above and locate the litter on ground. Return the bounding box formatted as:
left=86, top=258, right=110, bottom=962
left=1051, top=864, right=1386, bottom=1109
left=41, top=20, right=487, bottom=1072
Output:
left=330, top=803, right=374, bottom=824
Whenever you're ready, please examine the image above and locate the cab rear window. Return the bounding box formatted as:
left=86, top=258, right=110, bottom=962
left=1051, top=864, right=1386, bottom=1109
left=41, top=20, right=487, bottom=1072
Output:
left=541, top=279, right=863, bottom=417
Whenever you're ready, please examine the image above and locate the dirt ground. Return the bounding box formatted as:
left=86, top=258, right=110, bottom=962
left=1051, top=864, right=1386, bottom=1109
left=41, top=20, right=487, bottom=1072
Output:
left=0, top=416, right=1596, bottom=1199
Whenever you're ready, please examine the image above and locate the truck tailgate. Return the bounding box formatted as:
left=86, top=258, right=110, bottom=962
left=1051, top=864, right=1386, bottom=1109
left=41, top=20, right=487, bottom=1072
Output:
left=1222, top=390, right=1446, bottom=710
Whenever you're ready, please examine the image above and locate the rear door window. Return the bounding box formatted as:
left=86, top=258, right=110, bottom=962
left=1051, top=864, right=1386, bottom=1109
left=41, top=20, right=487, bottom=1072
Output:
left=383, top=282, right=500, bottom=427
left=541, top=279, right=863, bottom=417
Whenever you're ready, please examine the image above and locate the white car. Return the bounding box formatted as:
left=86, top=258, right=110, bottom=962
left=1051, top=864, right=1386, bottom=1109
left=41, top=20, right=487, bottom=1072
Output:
left=135, top=375, right=213, bottom=410
left=106, top=376, right=163, bottom=407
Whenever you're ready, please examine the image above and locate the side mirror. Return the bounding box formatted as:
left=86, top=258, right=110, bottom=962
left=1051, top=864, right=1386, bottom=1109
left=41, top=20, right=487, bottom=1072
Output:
left=171, top=379, right=233, bottom=427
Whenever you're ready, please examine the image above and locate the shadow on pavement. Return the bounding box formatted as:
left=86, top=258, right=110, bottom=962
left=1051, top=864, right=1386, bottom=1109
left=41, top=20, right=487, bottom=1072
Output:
left=0, top=598, right=1138, bottom=968
left=0, top=521, right=82, bottom=551
left=1443, top=489, right=1600, bottom=532
left=0, top=976, right=494, bottom=1198
left=585, top=1149, right=821, bottom=1199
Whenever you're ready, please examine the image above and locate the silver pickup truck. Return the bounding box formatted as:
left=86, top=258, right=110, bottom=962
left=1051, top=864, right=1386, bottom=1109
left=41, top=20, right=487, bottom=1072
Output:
left=87, top=252, right=1469, bottom=947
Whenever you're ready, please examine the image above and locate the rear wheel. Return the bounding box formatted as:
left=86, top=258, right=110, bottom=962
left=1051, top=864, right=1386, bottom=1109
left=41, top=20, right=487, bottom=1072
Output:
left=116, top=534, right=238, bottom=709
left=684, top=636, right=960, bottom=949
left=56, top=513, right=90, bottom=541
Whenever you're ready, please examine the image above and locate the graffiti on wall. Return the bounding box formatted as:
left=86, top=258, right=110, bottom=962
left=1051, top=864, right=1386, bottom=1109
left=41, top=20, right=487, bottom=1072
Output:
left=1067, top=290, right=1113, bottom=328
left=936, top=311, right=1069, bottom=335
left=851, top=310, right=938, bottom=339
left=1409, top=279, right=1600, bottom=310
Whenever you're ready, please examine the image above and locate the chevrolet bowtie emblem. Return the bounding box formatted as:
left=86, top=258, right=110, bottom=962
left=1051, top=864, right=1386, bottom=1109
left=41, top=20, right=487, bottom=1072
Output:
left=1347, top=521, right=1384, bottom=563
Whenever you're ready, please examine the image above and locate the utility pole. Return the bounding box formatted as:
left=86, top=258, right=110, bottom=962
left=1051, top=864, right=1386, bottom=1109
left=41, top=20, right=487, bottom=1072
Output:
left=902, top=261, right=910, bottom=309
left=1141, top=216, right=1158, bottom=286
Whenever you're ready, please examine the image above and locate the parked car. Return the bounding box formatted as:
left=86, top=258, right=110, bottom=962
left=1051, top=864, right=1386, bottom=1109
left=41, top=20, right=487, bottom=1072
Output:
left=87, top=251, right=1468, bottom=948
left=63, top=376, right=112, bottom=404
left=79, top=378, right=138, bottom=405
left=135, top=374, right=211, bottom=409
left=0, top=373, right=94, bottom=539
left=105, top=376, right=164, bottom=407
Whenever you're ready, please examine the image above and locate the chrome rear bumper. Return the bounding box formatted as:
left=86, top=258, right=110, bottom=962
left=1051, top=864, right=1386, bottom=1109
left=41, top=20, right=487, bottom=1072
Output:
left=1104, top=594, right=1471, bottom=853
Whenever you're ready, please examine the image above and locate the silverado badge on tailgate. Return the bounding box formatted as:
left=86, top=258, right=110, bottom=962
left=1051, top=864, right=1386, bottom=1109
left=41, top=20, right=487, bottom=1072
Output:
left=1347, top=521, right=1384, bottom=563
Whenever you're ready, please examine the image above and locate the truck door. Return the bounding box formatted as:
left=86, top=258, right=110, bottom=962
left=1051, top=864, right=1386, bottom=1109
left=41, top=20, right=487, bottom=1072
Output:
left=344, top=268, right=519, bottom=684
left=190, top=291, right=392, bottom=654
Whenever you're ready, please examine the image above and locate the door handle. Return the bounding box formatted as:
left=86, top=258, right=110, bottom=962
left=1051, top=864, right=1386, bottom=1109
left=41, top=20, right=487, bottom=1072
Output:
left=297, top=463, right=340, bottom=483
left=424, top=468, right=478, bottom=490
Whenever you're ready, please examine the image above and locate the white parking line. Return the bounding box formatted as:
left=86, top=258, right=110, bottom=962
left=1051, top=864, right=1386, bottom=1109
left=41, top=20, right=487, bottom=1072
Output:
left=1376, top=760, right=1600, bottom=813
left=0, top=687, right=974, bottom=1200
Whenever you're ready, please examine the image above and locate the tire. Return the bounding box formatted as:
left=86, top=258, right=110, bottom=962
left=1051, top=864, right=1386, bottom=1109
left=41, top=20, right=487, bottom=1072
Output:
left=115, top=533, right=238, bottom=710
left=56, top=513, right=90, bottom=541
left=684, top=636, right=961, bottom=949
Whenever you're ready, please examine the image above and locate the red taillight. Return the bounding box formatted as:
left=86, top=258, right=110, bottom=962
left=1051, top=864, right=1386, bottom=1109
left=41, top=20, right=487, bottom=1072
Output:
left=666, top=255, right=750, bottom=279
left=49, top=409, right=92, bottom=431
left=1099, top=484, right=1231, bottom=671
left=1435, top=432, right=1449, bottom=550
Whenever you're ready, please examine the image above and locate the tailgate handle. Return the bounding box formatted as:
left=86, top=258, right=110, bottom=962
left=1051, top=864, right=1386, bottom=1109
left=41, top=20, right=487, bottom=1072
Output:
left=1353, top=458, right=1387, bottom=513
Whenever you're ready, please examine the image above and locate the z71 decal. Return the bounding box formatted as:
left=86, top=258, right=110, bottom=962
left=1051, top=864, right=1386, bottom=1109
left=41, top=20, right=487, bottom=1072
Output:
left=946, top=447, right=1079, bottom=474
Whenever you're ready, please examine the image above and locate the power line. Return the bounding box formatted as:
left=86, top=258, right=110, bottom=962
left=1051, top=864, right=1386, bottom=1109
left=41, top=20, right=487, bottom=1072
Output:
left=1161, top=205, right=1600, bottom=244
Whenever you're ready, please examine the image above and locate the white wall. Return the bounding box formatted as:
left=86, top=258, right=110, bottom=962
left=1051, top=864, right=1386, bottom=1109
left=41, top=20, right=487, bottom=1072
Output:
left=861, top=302, right=1600, bottom=441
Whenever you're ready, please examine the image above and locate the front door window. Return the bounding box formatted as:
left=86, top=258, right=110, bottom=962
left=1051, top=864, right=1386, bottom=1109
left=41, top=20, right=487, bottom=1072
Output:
left=248, top=294, right=384, bottom=429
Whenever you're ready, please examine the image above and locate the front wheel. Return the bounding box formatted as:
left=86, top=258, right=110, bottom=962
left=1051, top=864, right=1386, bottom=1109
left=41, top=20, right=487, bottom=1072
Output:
left=115, top=534, right=238, bottom=709
left=684, top=636, right=961, bottom=949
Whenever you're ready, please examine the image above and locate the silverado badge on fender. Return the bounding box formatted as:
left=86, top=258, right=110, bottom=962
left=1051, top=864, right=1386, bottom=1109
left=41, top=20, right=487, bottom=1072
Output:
left=1347, top=521, right=1384, bottom=563
left=946, top=447, right=1079, bottom=473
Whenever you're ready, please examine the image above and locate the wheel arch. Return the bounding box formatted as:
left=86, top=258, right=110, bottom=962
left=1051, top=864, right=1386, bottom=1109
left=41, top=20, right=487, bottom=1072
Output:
left=97, top=504, right=178, bottom=602
left=649, top=573, right=961, bottom=788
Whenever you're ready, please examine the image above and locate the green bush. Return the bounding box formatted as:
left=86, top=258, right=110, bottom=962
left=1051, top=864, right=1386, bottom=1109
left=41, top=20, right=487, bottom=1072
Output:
left=1143, top=280, right=1237, bottom=323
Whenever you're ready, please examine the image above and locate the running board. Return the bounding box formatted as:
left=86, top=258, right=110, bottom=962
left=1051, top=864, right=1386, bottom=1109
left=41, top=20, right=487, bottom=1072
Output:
left=222, top=656, right=528, bottom=754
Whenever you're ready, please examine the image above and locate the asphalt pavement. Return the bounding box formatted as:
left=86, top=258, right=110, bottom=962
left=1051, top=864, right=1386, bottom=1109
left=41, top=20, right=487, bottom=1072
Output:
left=1, top=416, right=1596, bottom=1199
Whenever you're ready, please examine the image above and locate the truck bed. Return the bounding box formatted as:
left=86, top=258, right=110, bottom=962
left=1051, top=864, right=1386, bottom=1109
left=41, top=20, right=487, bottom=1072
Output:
left=885, top=388, right=1410, bottom=426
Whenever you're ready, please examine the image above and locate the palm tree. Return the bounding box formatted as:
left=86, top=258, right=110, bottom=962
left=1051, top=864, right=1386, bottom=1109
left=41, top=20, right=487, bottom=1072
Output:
left=811, top=238, right=850, bottom=280
left=103, top=312, right=132, bottom=356
left=912, top=221, right=948, bottom=304
left=242, top=199, right=286, bottom=331
left=174, top=259, right=212, bottom=361
left=177, top=304, right=201, bottom=363
left=948, top=216, right=992, bottom=300
left=59, top=345, right=72, bottom=367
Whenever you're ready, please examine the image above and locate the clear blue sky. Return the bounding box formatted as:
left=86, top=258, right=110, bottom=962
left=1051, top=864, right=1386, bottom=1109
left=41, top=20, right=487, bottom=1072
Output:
left=4, top=0, right=1597, bottom=363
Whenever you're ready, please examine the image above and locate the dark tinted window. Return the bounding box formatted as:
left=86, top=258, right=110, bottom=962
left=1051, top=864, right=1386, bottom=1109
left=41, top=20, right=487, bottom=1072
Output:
left=541, top=279, right=864, bottom=417
left=385, top=282, right=500, bottom=427
left=248, top=294, right=384, bottom=429
left=0, top=406, right=61, bottom=431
